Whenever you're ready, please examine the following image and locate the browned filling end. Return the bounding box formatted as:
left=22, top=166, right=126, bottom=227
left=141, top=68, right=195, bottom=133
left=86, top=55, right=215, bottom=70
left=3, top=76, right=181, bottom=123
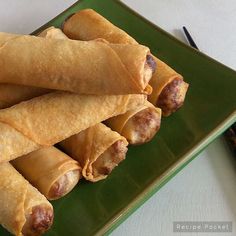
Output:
left=157, top=78, right=189, bottom=116
left=48, top=169, right=80, bottom=200
left=146, top=54, right=156, bottom=73
left=22, top=205, right=53, bottom=236
left=123, top=107, right=161, bottom=145
left=143, top=54, right=156, bottom=86
left=92, top=140, right=128, bottom=178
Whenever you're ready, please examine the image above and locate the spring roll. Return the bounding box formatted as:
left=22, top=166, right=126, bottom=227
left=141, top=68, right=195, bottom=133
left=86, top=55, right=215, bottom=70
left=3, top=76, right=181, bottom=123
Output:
left=0, top=31, right=153, bottom=95
left=0, top=162, right=53, bottom=236
left=0, top=84, right=50, bottom=109
left=105, top=101, right=161, bottom=145
left=0, top=91, right=145, bottom=163
left=59, top=123, right=128, bottom=182
left=12, top=146, right=81, bottom=200
left=62, top=9, right=189, bottom=116
left=0, top=27, right=67, bottom=109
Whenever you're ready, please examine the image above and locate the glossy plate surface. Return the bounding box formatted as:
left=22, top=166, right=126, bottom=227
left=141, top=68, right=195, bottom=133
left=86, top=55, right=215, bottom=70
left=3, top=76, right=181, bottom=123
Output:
left=1, top=0, right=236, bottom=235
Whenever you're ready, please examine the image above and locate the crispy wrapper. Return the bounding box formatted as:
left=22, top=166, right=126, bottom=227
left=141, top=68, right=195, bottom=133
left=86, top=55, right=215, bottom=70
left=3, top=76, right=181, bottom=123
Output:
left=62, top=11, right=137, bottom=44
left=0, top=122, right=41, bottom=163
left=105, top=100, right=161, bottom=145
left=0, top=163, right=53, bottom=236
left=0, top=31, right=152, bottom=95
left=12, top=146, right=81, bottom=200
left=0, top=92, right=145, bottom=163
left=60, top=123, right=128, bottom=182
left=0, top=84, right=50, bottom=109
left=62, top=9, right=189, bottom=115
left=0, top=27, right=67, bottom=109
left=38, top=26, right=68, bottom=39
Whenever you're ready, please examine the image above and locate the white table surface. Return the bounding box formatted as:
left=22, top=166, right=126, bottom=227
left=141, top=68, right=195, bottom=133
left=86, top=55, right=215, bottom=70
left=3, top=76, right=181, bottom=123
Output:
left=0, top=1, right=235, bottom=236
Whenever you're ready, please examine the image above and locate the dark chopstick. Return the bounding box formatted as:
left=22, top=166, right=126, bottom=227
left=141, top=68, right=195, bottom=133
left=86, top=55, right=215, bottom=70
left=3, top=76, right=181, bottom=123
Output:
left=182, top=26, right=236, bottom=156
left=182, top=26, right=199, bottom=50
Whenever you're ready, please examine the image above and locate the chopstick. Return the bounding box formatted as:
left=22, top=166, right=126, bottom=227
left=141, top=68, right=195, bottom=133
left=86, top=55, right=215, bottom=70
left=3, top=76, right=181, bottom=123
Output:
left=182, top=26, right=199, bottom=50
left=182, top=26, right=236, bottom=156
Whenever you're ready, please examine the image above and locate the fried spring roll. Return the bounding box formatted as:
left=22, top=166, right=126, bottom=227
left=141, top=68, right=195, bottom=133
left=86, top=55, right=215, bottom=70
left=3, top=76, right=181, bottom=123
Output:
left=0, top=92, right=145, bottom=163
left=62, top=9, right=189, bottom=116
left=12, top=147, right=81, bottom=200
left=0, top=84, right=50, bottom=109
left=105, top=101, right=161, bottom=145
left=149, top=62, right=189, bottom=116
left=59, top=123, right=128, bottom=182
left=0, top=27, right=67, bottom=109
left=0, top=31, right=153, bottom=95
left=0, top=162, right=53, bottom=236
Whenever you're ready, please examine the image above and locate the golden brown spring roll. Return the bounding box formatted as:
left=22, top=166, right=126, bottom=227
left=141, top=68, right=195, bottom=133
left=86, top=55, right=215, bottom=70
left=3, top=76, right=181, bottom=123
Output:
left=0, top=162, right=53, bottom=236
left=12, top=146, right=81, bottom=200
left=149, top=62, right=189, bottom=116
left=0, top=31, right=153, bottom=95
left=0, top=84, right=50, bottom=109
left=0, top=27, right=67, bottom=109
left=62, top=9, right=189, bottom=116
left=105, top=101, right=161, bottom=145
left=59, top=123, right=128, bottom=182
left=0, top=91, right=145, bottom=163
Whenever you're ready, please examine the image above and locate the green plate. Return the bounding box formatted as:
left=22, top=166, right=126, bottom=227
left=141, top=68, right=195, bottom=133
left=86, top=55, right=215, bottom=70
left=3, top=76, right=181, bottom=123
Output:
left=1, top=0, right=236, bottom=235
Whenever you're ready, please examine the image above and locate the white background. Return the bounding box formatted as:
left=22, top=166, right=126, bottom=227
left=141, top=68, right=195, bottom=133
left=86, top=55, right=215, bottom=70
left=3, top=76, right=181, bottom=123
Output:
left=0, top=1, right=235, bottom=236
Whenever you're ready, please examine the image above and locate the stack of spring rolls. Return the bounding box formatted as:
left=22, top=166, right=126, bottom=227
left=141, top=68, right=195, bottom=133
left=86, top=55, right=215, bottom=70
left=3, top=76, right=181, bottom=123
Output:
left=0, top=9, right=189, bottom=236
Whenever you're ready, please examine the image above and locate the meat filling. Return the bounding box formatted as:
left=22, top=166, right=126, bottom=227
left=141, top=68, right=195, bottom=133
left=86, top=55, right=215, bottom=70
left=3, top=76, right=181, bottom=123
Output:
left=48, top=169, right=80, bottom=200
left=22, top=205, right=53, bottom=236
left=144, top=54, right=156, bottom=86
left=92, top=140, right=128, bottom=178
left=157, top=78, right=189, bottom=116
left=122, top=107, right=161, bottom=145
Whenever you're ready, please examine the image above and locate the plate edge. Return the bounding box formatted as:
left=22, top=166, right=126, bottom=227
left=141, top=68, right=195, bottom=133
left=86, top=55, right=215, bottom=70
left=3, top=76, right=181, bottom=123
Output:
left=98, top=111, right=236, bottom=236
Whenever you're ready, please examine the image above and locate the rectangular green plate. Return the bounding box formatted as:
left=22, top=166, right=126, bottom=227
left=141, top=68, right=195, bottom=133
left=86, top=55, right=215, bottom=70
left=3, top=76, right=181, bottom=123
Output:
left=1, top=0, right=236, bottom=235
